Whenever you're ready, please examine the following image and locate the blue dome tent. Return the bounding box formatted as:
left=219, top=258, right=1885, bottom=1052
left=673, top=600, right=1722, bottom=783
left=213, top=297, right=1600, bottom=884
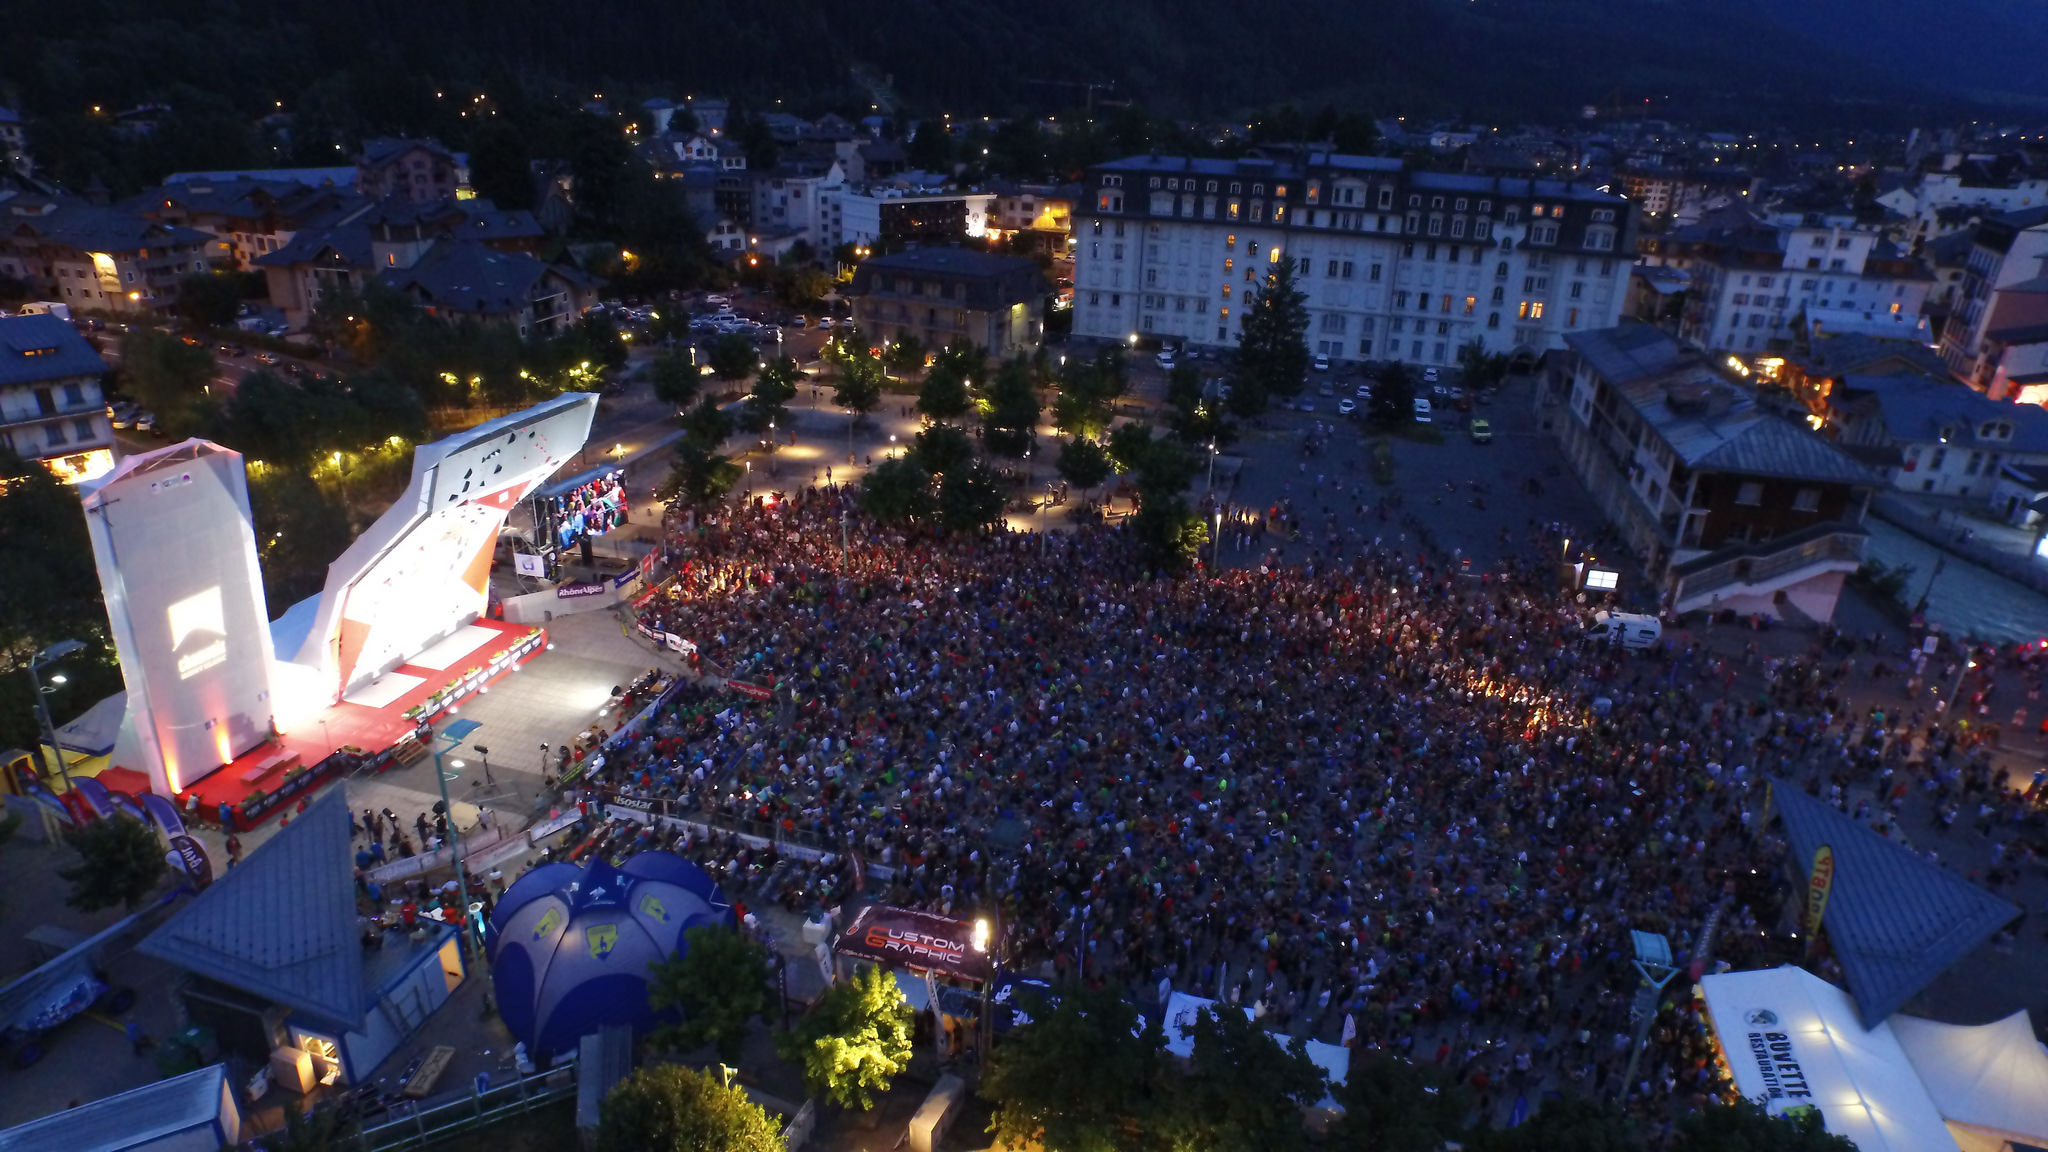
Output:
left=486, top=853, right=733, bottom=1058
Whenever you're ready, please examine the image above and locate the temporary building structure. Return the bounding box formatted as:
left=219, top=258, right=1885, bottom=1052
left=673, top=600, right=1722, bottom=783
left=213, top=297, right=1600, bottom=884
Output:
left=1891, top=1010, right=2048, bottom=1152
left=1697, top=966, right=1958, bottom=1152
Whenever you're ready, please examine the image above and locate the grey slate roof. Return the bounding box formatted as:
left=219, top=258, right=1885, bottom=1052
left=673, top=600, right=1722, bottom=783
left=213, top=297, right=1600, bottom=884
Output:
left=1771, top=783, right=2019, bottom=1027
left=849, top=246, right=1048, bottom=310
left=0, top=314, right=108, bottom=387
left=139, top=790, right=367, bottom=1029
left=257, top=202, right=374, bottom=267
left=1846, top=372, right=2048, bottom=452
left=1564, top=322, right=1691, bottom=386
left=0, top=1063, right=230, bottom=1152
left=377, top=240, right=552, bottom=316
left=1686, top=416, right=1878, bottom=484
left=5, top=200, right=211, bottom=254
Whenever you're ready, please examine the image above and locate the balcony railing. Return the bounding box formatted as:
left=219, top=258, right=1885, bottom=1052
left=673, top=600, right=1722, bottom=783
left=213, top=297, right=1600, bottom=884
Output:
left=1670, top=522, right=1866, bottom=601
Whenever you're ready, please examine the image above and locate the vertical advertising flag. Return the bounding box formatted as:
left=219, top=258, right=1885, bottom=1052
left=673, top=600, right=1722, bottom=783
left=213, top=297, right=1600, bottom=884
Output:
left=1803, top=845, right=1835, bottom=940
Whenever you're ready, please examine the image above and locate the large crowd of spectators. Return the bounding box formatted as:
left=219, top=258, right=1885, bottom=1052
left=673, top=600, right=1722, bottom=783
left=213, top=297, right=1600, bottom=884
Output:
left=586, top=484, right=2043, bottom=1127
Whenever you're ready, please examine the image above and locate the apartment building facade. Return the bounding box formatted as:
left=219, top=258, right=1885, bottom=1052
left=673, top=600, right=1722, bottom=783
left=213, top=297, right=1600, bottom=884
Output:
left=1672, top=214, right=1932, bottom=357
left=1068, top=152, right=1636, bottom=369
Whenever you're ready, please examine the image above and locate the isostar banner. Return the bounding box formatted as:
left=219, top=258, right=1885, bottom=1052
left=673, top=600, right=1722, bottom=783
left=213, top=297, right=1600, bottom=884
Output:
left=834, top=904, right=990, bottom=981
left=1803, top=845, right=1835, bottom=940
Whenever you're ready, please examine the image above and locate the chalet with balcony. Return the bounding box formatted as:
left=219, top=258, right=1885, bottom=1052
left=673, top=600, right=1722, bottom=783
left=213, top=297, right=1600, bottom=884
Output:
left=0, top=313, right=115, bottom=484
left=1556, top=323, right=1877, bottom=624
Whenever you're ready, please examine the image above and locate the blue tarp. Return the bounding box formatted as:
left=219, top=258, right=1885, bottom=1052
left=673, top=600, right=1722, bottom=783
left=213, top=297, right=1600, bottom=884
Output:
left=1771, top=782, right=2019, bottom=1027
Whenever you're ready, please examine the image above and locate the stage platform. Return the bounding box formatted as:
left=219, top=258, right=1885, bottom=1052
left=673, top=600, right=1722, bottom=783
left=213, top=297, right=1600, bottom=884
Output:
left=106, top=619, right=546, bottom=828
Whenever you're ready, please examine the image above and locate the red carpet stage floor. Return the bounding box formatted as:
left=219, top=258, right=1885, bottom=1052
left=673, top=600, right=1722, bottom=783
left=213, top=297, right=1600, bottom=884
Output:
left=150, top=620, right=546, bottom=827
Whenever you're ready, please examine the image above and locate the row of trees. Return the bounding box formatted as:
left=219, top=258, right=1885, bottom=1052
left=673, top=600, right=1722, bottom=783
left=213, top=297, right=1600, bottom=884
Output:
left=980, top=984, right=1854, bottom=1152
left=621, top=927, right=1856, bottom=1152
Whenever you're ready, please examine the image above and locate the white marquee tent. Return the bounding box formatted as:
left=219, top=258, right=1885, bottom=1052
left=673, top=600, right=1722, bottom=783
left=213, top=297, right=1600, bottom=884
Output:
left=1698, top=966, right=1958, bottom=1152
left=1891, top=1010, right=2048, bottom=1152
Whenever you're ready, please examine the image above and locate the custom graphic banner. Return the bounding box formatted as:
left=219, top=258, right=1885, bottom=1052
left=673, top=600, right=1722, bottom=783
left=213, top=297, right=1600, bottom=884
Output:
left=834, top=904, right=990, bottom=981
left=514, top=552, right=546, bottom=577
left=725, top=680, right=772, bottom=702
left=1803, top=845, right=1835, bottom=939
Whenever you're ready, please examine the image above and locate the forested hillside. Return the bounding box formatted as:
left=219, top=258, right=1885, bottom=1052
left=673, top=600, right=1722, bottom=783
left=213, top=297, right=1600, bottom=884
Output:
left=2, top=0, right=2037, bottom=190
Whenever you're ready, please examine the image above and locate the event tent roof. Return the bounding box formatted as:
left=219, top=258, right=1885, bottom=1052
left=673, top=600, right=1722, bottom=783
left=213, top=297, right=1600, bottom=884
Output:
left=1891, top=1010, right=2048, bottom=1146
left=1771, top=784, right=2018, bottom=1026
left=1698, top=966, right=1958, bottom=1152
left=139, top=790, right=370, bottom=1030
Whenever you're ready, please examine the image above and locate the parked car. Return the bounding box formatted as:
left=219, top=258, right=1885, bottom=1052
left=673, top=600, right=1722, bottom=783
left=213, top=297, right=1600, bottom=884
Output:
left=1296, top=396, right=1315, bottom=412
left=1156, top=350, right=1176, bottom=370
left=1413, top=397, right=1433, bottom=423
left=791, top=316, right=807, bottom=328
left=1470, top=418, right=1493, bottom=443
left=1312, top=353, right=1330, bottom=372
left=1355, top=383, right=1372, bottom=398
left=1422, top=366, right=1440, bottom=382
left=1317, top=381, right=1334, bottom=397
left=253, top=352, right=278, bottom=365
left=1337, top=397, right=1356, bottom=416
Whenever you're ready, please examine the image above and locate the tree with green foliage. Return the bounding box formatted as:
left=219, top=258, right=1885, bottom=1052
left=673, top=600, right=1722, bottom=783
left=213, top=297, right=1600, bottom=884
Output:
left=1051, top=350, right=1125, bottom=441
left=707, top=333, right=760, bottom=383
left=938, top=459, right=1007, bottom=533
left=1326, top=1054, right=1469, bottom=1152
left=1056, top=437, right=1113, bottom=507
left=1229, top=260, right=1310, bottom=415
left=911, top=423, right=976, bottom=476
left=881, top=332, right=926, bottom=376
left=1105, top=419, right=1159, bottom=471
left=248, top=467, right=353, bottom=608
left=1163, top=1005, right=1325, bottom=1152
left=778, top=964, right=914, bottom=1110
left=859, top=457, right=938, bottom=528
left=658, top=441, right=745, bottom=511
left=1123, top=435, right=1205, bottom=571
left=119, top=328, right=216, bottom=434
left=0, top=450, right=122, bottom=752
left=1162, top=364, right=1235, bottom=452
left=983, top=986, right=1170, bottom=1152
left=645, top=924, right=771, bottom=1063
left=982, top=356, right=1040, bottom=459
left=679, top=396, right=735, bottom=452
left=833, top=356, right=885, bottom=424
left=1370, top=361, right=1416, bottom=427
left=649, top=354, right=699, bottom=410
left=1470, top=1094, right=1643, bottom=1152
left=59, top=815, right=167, bottom=912
left=1674, top=1099, right=1857, bottom=1152
left=595, top=1065, right=783, bottom=1152
left=1457, top=338, right=1510, bottom=393
left=917, top=361, right=974, bottom=424
left=174, top=272, right=244, bottom=328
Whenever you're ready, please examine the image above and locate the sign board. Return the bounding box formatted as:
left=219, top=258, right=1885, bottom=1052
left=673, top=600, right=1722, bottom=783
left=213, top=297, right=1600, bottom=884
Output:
left=556, top=582, right=608, bottom=600
left=834, top=904, right=990, bottom=981
left=1803, top=845, right=1835, bottom=939
left=514, top=552, right=546, bottom=577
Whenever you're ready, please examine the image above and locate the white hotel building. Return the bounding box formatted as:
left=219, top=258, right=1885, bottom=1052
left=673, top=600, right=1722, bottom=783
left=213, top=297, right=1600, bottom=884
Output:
left=1069, top=152, right=1637, bottom=368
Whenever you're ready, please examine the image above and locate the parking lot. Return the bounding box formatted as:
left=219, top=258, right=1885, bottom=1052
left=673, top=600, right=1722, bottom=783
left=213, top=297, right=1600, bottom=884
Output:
left=1209, top=369, right=1610, bottom=572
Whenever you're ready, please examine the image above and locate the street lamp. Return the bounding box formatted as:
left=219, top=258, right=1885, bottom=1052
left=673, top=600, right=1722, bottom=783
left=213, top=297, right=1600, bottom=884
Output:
left=889, top=434, right=897, bottom=459
left=973, top=914, right=1002, bottom=1056
left=415, top=717, right=484, bottom=961
left=26, top=640, right=85, bottom=789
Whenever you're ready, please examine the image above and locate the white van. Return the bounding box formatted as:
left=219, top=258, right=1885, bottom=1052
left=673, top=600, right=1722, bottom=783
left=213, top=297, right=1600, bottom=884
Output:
left=1588, top=611, right=1661, bottom=650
